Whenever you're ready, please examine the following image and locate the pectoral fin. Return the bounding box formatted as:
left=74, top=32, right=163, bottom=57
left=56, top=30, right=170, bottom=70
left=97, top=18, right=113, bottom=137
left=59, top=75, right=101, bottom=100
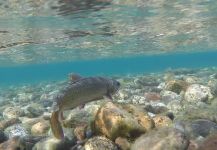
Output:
left=50, top=111, right=64, bottom=139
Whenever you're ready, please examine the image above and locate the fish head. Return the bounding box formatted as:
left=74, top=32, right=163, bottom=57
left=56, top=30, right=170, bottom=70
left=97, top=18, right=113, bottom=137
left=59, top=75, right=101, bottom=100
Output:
left=107, top=79, right=121, bottom=95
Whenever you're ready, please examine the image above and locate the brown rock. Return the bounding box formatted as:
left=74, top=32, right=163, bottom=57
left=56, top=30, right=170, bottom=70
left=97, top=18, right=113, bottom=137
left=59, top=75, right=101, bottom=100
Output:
left=198, top=134, right=217, bottom=150
left=93, top=102, right=154, bottom=140
left=0, top=136, right=25, bottom=150
left=144, top=92, right=161, bottom=101
left=187, top=140, right=200, bottom=150
left=153, top=115, right=173, bottom=128
left=115, top=137, right=131, bottom=150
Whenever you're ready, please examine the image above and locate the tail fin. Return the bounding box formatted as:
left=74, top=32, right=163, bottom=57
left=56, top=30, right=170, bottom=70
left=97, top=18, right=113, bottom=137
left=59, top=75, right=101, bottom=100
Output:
left=50, top=111, right=64, bottom=139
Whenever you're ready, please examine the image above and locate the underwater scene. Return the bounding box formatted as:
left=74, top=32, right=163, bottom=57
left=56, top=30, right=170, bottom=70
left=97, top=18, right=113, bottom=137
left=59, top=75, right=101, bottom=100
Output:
left=0, top=0, right=217, bottom=150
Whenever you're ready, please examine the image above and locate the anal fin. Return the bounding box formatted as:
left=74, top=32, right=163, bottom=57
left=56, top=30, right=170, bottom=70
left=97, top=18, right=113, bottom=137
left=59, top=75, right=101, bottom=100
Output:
left=50, top=111, right=64, bottom=139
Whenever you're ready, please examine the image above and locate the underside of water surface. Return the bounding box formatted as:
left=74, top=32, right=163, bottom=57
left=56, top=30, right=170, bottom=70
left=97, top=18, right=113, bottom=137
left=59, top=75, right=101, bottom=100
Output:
left=0, top=0, right=217, bottom=66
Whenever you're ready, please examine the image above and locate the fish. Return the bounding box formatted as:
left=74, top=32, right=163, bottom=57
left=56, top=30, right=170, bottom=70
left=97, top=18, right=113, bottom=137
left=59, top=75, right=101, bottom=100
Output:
left=50, top=75, right=120, bottom=139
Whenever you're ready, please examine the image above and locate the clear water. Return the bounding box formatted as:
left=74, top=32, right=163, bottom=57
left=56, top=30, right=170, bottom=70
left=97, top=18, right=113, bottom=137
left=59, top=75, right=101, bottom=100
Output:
left=0, top=0, right=217, bottom=84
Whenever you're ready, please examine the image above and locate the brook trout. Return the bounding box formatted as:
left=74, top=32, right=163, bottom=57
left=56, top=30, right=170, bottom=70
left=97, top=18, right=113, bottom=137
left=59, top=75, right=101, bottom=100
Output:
left=50, top=75, right=120, bottom=139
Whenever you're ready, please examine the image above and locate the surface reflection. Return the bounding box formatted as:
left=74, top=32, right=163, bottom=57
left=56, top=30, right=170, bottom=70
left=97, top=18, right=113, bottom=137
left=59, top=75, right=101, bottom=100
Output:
left=0, top=0, right=217, bottom=65
left=52, top=0, right=111, bottom=16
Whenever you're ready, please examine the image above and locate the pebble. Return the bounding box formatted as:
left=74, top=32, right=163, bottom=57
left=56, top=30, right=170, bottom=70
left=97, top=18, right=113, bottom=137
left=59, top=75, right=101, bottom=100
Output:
left=153, top=115, right=173, bottom=128
left=84, top=136, right=118, bottom=150
left=160, top=90, right=182, bottom=104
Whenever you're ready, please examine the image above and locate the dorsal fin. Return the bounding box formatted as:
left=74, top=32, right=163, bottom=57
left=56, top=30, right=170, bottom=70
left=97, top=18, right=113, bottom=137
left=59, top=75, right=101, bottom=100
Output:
left=68, top=73, right=83, bottom=81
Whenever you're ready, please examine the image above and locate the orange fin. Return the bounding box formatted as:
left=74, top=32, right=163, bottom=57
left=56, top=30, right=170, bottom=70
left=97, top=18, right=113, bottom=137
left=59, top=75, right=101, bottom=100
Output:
left=50, top=111, right=64, bottom=139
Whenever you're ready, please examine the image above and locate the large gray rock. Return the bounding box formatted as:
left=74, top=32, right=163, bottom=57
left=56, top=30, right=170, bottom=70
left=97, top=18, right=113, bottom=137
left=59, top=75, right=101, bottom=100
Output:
left=184, top=84, right=213, bottom=103
left=131, top=127, right=189, bottom=150
left=186, top=119, right=217, bottom=138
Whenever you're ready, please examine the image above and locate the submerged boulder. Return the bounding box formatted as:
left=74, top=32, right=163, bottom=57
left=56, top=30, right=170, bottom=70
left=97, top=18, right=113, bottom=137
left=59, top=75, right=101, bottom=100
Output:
left=131, top=127, right=189, bottom=150
left=184, top=84, right=213, bottom=103
left=93, top=102, right=154, bottom=140
left=165, top=80, right=188, bottom=94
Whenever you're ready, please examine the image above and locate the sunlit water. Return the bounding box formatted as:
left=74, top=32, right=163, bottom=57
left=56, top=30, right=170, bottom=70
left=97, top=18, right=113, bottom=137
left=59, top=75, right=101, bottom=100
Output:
left=0, top=0, right=217, bottom=85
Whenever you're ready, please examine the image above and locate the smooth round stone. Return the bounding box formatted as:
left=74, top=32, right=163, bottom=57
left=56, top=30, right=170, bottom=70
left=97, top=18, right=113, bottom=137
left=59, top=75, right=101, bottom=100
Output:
left=3, top=107, right=24, bottom=119
left=187, top=119, right=217, bottom=138
left=4, top=124, right=29, bottom=138
left=31, top=120, right=50, bottom=136
left=84, top=136, right=118, bottom=150
left=131, top=127, right=189, bottom=150
left=184, top=84, right=213, bottom=103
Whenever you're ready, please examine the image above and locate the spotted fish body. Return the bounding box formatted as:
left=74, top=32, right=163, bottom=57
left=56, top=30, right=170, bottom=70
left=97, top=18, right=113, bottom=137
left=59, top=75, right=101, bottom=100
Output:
left=50, top=76, right=120, bottom=139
